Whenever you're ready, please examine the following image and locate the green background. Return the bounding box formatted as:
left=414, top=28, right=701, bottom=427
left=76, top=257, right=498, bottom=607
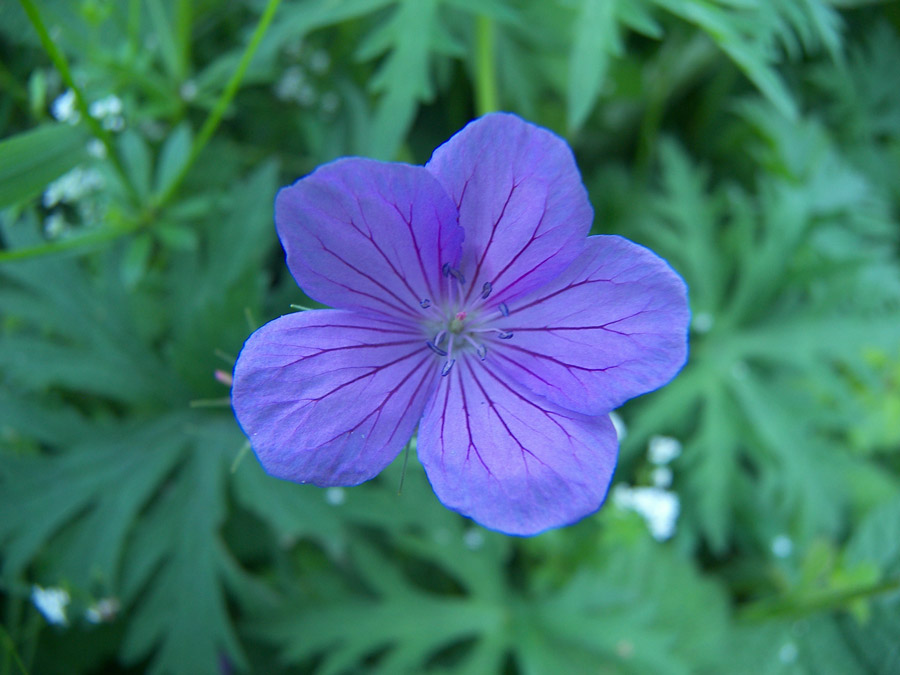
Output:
left=1, top=0, right=899, bottom=673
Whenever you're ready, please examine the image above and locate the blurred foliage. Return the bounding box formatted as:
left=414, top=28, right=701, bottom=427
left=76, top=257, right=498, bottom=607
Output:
left=2, top=0, right=900, bottom=673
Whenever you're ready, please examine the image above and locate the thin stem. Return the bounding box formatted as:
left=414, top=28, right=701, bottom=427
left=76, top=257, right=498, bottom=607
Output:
left=18, top=0, right=137, bottom=200
left=0, top=624, right=29, bottom=675
left=155, top=0, right=283, bottom=209
left=175, top=0, right=193, bottom=81
left=474, top=14, right=499, bottom=116
left=2, top=0, right=283, bottom=265
left=738, top=576, right=900, bottom=622
left=0, top=224, right=137, bottom=263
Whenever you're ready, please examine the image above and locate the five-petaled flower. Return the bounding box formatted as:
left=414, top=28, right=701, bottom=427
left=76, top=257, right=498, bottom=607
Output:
left=232, top=113, right=689, bottom=535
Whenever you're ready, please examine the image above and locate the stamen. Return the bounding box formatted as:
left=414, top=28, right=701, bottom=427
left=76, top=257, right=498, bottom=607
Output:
left=448, top=267, right=466, bottom=285
left=442, top=262, right=451, bottom=277
left=497, top=331, right=513, bottom=340
left=426, top=341, right=447, bottom=356
left=499, top=302, right=509, bottom=317
left=463, top=335, right=487, bottom=360
left=420, top=299, right=431, bottom=309
left=481, top=282, right=492, bottom=299
left=441, top=359, right=456, bottom=376
left=434, top=330, right=447, bottom=347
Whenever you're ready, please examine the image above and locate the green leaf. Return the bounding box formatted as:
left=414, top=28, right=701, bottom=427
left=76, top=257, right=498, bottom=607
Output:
left=357, top=0, right=439, bottom=159
left=0, top=123, right=89, bottom=208
left=120, top=232, right=153, bottom=287
left=568, top=0, right=622, bottom=130
left=0, top=236, right=185, bottom=406
left=146, top=0, right=186, bottom=81
left=153, top=121, right=193, bottom=198
left=0, top=415, right=185, bottom=589
left=119, top=417, right=250, bottom=675
left=118, top=129, right=153, bottom=201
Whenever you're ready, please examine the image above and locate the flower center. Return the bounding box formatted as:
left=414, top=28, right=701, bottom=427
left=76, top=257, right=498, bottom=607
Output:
left=448, top=311, right=467, bottom=334
left=419, top=266, right=514, bottom=376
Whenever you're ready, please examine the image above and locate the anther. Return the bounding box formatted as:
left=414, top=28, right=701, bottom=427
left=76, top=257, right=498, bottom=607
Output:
left=441, top=359, right=456, bottom=376
left=448, top=267, right=466, bottom=285
left=476, top=343, right=487, bottom=360
left=426, top=341, right=447, bottom=356
left=481, top=282, right=492, bottom=299
left=420, top=298, right=431, bottom=309
left=499, top=302, right=509, bottom=317
left=497, top=331, right=513, bottom=340
left=442, top=262, right=451, bottom=277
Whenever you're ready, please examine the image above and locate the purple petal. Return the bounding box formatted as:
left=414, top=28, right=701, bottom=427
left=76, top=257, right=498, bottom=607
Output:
left=426, top=113, right=592, bottom=308
left=491, top=235, right=689, bottom=415
left=275, top=159, right=464, bottom=319
left=232, top=310, right=437, bottom=486
left=417, top=356, right=618, bottom=535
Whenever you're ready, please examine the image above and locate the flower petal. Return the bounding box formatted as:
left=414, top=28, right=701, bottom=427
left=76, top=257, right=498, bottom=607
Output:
left=275, top=159, right=464, bottom=319
left=426, top=113, right=592, bottom=306
left=417, top=356, right=618, bottom=535
left=232, top=309, right=437, bottom=486
left=491, top=235, right=689, bottom=415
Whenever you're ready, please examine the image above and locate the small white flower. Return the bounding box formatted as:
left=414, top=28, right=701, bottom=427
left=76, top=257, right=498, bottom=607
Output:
left=85, top=597, right=120, bottom=624
left=308, top=50, right=331, bottom=74
left=31, top=585, right=70, bottom=626
left=609, top=412, right=627, bottom=441
left=648, top=435, right=681, bottom=465
left=325, top=487, right=346, bottom=505
left=180, top=80, right=198, bottom=102
left=86, top=138, right=107, bottom=158
left=778, top=642, right=798, bottom=664
left=463, top=528, right=484, bottom=550
left=275, top=66, right=306, bottom=101
left=651, top=466, right=673, bottom=488
left=692, top=311, right=713, bottom=334
left=43, top=166, right=105, bottom=208
left=51, top=89, right=80, bottom=124
left=89, top=95, right=125, bottom=132
left=43, top=212, right=68, bottom=238
left=614, top=485, right=680, bottom=541
left=771, top=534, right=793, bottom=558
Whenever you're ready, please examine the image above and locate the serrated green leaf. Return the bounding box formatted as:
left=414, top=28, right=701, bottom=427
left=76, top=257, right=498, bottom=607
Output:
left=0, top=416, right=186, bottom=588
left=358, top=0, right=438, bottom=159
left=0, top=232, right=185, bottom=405
left=120, top=417, right=249, bottom=675
left=0, top=123, right=89, bottom=208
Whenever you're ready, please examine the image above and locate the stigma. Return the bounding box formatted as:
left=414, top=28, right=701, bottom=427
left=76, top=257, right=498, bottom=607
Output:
left=419, top=263, right=514, bottom=374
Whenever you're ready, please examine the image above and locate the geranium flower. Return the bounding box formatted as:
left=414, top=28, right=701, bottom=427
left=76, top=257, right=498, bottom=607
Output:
left=232, top=113, right=688, bottom=535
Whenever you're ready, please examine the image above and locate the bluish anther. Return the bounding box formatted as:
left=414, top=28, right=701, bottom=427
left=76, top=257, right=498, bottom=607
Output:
left=426, top=341, right=447, bottom=356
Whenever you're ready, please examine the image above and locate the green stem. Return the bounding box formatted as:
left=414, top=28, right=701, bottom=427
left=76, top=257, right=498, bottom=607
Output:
left=18, top=0, right=137, bottom=201
left=0, top=224, right=137, bottom=263
left=738, top=576, right=900, bottom=622
left=155, top=0, right=282, bottom=209
left=474, top=14, right=499, bottom=115
left=0, top=624, right=30, bottom=675
left=2, top=0, right=283, bottom=265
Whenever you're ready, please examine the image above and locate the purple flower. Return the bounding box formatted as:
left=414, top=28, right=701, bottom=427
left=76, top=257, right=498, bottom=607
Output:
left=232, top=113, right=689, bottom=536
